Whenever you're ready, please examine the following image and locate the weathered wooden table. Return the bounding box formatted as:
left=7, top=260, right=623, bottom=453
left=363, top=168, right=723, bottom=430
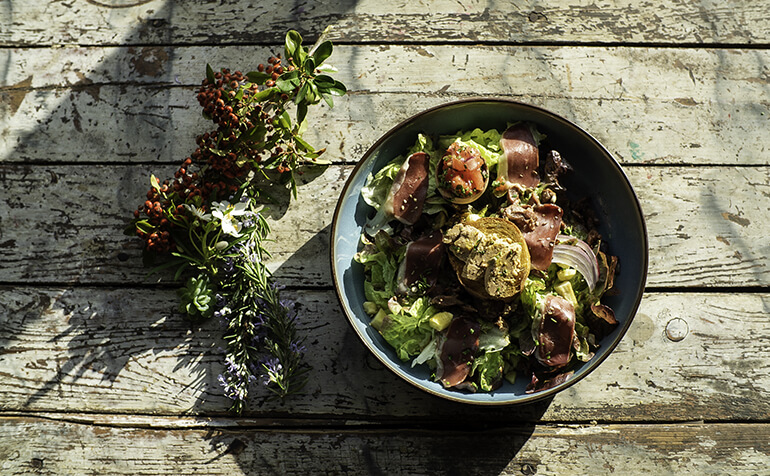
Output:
left=2, top=1, right=769, bottom=474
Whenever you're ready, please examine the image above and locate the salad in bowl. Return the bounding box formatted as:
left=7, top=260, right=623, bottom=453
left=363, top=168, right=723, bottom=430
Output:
left=331, top=99, right=647, bottom=403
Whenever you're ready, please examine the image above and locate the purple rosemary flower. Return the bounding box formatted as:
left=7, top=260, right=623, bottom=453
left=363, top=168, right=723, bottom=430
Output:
left=289, top=340, right=306, bottom=355
left=221, top=257, right=236, bottom=275
left=271, top=281, right=286, bottom=292
left=218, top=373, right=243, bottom=401
left=260, top=357, right=283, bottom=387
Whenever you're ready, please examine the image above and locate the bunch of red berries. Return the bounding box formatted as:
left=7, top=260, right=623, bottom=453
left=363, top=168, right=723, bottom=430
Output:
left=133, top=178, right=177, bottom=254
left=130, top=64, right=282, bottom=255
left=130, top=30, right=345, bottom=258
left=196, top=68, right=251, bottom=130
left=256, top=55, right=288, bottom=87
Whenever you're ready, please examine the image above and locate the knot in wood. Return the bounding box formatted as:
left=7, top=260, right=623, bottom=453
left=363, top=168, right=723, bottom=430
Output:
left=521, top=462, right=538, bottom=475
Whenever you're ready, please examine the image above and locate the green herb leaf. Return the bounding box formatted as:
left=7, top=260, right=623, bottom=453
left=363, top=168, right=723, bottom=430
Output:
left=252, top=88, right=276, bottom=102
left=285, top=30, right=302, bottom=61
left=276, top=70, right=299, bottom=93
left=314, top=74, right=335, bottom=88
left=206, top=64, right=215, bottom=84
left=307, top=81, right=320, bottom=104
left=316, top=64, right=339, bottom=73
left=279, top=111, right=292, bottom=129
left=297, top=101, right=308, bottom=125
left=295, top=82, right=309, bottom=105
left=244, top=124, right=267, bottom=142
left=294, top=133, right=314, bottom=153
left=312, top=41, right=333, bottom=66
left=303, top=57, right=316, bottom=73
left=295, top=43, right=308, bottom=66
left=150, top=174, right=161, bottom=192
left=320, top=91, right=334, bottom=108
left=135, top=219, right=154, bottom=234
left=329, top=80, right=347, bottom=96
left=246, top=71, right=270, bottom=84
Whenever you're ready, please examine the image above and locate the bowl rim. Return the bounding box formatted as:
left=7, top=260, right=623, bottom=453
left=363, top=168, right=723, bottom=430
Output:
left=330, top=97, right=649, bottom=405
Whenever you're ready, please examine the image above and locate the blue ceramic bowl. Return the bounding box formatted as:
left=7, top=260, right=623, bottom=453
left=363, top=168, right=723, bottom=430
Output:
left=331, top=98, right=647, bottom=404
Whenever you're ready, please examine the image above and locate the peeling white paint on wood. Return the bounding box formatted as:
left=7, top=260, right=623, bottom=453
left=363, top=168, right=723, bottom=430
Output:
left=2, top=46, right=769, bottom=165
left=2, top=0, right=769, bottom=472
left=1, top=287, right=768, bottom=422
left=2, top=0, right=769, bottom=46
left=0, top=417, right=768, bottom=475
left=0, top=164, right=767, bottom=287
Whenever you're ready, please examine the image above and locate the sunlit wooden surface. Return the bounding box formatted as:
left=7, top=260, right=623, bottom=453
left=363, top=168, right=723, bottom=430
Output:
left=1, top=1, right=769, bottom=474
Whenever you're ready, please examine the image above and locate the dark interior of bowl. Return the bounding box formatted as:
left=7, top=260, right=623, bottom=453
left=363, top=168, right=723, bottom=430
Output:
left=332, top=99, right=648, bottom=404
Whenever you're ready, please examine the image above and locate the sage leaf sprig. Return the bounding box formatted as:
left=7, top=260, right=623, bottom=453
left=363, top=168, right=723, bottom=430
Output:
left=126, top=29, right=345, bottom=412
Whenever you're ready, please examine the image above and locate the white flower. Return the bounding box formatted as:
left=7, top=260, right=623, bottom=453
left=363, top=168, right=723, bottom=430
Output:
left=183, top=204, right=211, bottom=221
left=211, top=201, right=249, bottom=237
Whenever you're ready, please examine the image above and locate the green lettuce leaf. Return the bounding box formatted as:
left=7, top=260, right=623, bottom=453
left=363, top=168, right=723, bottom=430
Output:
left=520, top=275, right=549, bottom=318
left=354, top=232, right=404, bottom=310
left=471, top=350, right=504, bottom=392
left=361, top=156, right=403, bottom=211
left=376, top=296, right=436, bottom=361
left=478, top=322, right=511, bottom=352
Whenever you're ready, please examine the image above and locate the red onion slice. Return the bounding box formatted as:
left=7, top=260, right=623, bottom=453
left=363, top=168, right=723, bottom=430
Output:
left=552, top=234, right=600, bottom=291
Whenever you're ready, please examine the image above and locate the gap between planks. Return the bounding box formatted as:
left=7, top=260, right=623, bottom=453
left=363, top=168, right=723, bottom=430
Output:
left=4, top=40, right=770, bottom=50
left=3, top=410, right=768, bottom=432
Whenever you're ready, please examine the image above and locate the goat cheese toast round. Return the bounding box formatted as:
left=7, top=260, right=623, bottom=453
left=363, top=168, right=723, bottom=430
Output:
left=444, top=217, right=530, bottom=301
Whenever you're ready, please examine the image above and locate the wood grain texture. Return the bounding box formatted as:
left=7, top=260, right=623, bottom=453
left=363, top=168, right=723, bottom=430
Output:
left=2, top=46, right=769, bottom=166
left=2, top=0, right=770, bottom=47
left=1, top=287, right=768, bottom=422
left=0, top=416, right=768, bottom=475
left=3, top=2, right=769, bottom=471
left=0, top=164, right=768, bottom=287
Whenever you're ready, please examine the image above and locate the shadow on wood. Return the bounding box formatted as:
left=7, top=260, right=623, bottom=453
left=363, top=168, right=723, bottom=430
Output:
left=202, top=426, right=542, bottom=475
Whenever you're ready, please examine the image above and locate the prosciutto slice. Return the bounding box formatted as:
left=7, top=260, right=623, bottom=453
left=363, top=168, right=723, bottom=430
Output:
left=383, top=151, right=430, bottom=225
left=525, top=370, right=574, bottom=394
left=498, top=124, right=540, bottom=189
left=396, top=231, right=444, bottom=294
left=525, top=203, right=563, bottom=270
left=501, top=201, right=563, bottom=270
left=437, top=317, right=480, bottom=388
left=535, top=295, right=576, bottom=368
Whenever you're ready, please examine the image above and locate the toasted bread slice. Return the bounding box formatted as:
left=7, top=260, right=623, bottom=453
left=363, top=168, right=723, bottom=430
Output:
left=444, top=217, right=530, bottom=300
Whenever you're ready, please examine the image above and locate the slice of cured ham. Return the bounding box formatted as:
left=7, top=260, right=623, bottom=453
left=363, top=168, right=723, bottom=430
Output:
left=535, top=295, right=576, bottom=368
left=498, top=123, right=540, bottom=189
left=525, top=203, right=563, bottom=270
left=501, top=201, right=563, bottom=271
left=436, top=317, right=480, bottom=388
left=396, top=231, right=444, bottom=294
left=383, top=151, right=430, bottom=225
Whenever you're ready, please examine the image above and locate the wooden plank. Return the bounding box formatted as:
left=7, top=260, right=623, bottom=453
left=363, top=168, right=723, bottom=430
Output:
left=0, top=164, right=768, bottom=287
left=637, top=165, right=770, bottom=287
left=3, top=45, right=769, bottom=166
left=2, top=0, right=770, bottom=46
left=1, top=287, right=769, bottom=422
left=0, top=416, right=768, bottom=475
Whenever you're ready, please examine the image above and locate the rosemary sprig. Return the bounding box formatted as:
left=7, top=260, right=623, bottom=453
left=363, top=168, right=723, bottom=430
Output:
left=215, top=208, right=309, bottom=411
